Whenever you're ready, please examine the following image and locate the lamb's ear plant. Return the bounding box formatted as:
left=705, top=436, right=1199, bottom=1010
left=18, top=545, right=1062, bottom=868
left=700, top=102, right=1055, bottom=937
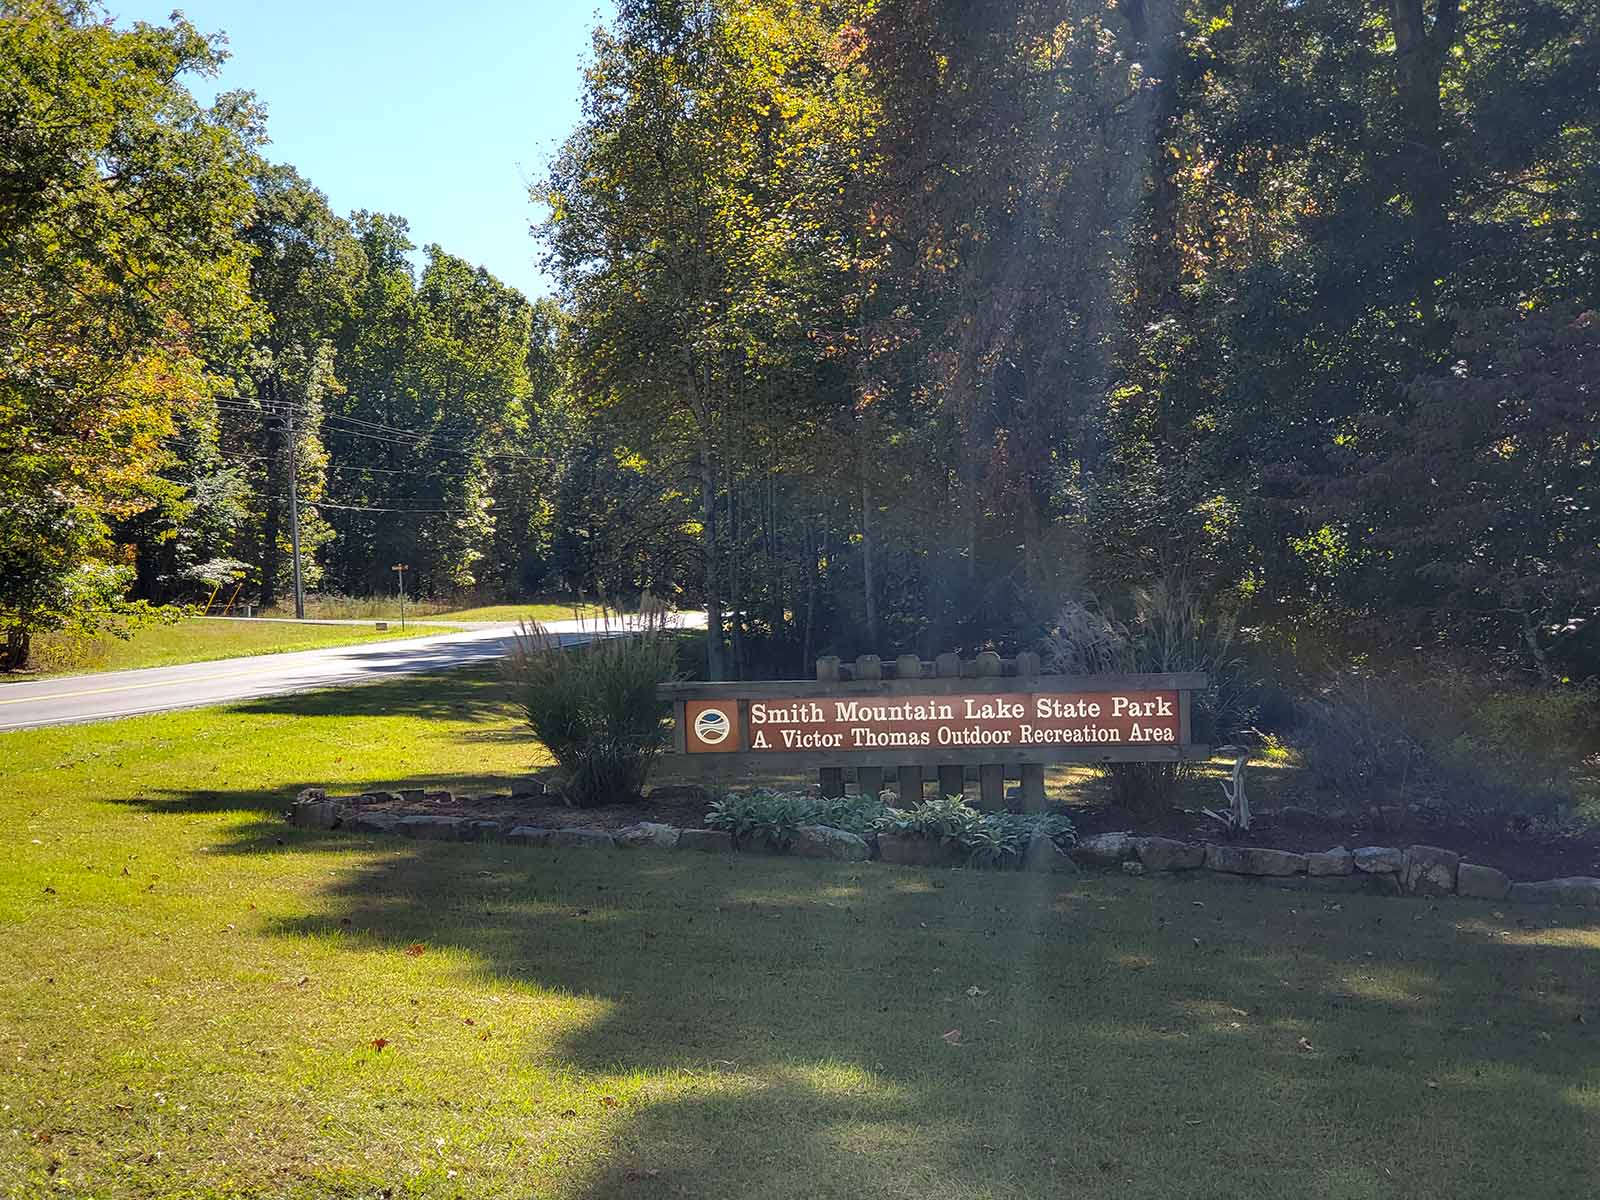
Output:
left=505, top=615, right=679, bottom=808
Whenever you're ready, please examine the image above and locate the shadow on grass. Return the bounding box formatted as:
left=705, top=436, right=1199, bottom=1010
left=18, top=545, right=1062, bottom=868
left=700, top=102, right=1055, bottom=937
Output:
left=236, top=656, right=519, bottom=723
left=176, top=808, right=1600, bottom=1197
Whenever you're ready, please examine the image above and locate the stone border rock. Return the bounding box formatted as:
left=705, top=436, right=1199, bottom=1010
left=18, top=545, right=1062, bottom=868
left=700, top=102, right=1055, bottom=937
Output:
left=288, top=789, right=1599, bottom=907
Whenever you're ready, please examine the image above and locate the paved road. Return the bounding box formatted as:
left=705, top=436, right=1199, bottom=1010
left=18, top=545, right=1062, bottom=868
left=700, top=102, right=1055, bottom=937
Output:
left=0, top=615, right=701, bottom=732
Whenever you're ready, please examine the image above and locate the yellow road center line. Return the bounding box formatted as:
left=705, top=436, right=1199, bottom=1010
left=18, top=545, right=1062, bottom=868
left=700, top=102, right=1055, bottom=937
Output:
left=0, top=665, right=270, bottom=706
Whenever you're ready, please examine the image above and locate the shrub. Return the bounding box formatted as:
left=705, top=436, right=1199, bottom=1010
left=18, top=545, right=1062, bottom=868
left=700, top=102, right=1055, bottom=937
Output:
left=1290, top=667, right=1595, bottom=830
left=505, top=617, right=679, bottom=807
left=1044, top=577, right=1253, bottom=816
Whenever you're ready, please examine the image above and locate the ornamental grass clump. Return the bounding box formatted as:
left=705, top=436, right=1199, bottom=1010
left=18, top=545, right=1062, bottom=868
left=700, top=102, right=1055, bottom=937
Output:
left=1044, top=577, right=1252, bottom=817
left=506, top=617, right=679, bottom=807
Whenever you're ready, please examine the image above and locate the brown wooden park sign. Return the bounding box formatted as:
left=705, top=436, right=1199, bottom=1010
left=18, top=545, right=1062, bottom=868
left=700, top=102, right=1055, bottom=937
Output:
left=659, top=651, right=1209, bottom=808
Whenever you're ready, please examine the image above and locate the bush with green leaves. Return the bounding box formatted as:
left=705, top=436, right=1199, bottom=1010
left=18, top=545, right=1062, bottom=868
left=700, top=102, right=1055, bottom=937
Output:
left=505, top=618, right=679, bottom=807
left=703, top=789, right=890, bottom=848
left=873, top=796, right=1077, bottom=868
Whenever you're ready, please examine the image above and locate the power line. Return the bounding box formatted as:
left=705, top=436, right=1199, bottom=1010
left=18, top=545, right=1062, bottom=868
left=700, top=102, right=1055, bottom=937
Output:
left=215, top=399, right=540, bottom=466
left=305, top=499, right=488, bottom=514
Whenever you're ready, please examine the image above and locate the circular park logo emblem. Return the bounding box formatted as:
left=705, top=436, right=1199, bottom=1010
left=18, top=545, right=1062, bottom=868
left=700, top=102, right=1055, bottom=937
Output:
left=693, top=706, right=732, bottom=746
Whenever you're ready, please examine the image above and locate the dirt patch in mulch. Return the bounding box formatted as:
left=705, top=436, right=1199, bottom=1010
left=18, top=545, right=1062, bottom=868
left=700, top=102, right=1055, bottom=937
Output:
left=1067, top=803, right=1600, bottom=881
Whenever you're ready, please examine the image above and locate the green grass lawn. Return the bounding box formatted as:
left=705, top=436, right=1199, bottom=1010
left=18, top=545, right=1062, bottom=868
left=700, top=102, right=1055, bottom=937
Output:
left=9, top=617, right=454, bottom=679
left=3, top=668, right=1598, bottom=1198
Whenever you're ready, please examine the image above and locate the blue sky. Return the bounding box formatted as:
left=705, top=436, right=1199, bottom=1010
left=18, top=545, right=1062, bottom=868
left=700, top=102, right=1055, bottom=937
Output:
left=112, top=2, right=611, bottom=299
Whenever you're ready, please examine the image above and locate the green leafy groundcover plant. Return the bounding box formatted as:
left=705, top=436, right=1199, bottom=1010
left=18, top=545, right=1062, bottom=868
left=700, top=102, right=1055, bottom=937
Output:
left=705, top=790, right=1075, bottom=867
left=703, top=789, right=890, bottom=849
left=875, top=797, right=1076, bottom=867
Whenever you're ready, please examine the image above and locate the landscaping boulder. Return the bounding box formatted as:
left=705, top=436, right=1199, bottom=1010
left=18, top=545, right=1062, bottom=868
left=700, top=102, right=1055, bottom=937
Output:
left=548, top=828, right=615, bottom=849
left=1352, top=846, right=1404, bottom=875
left=506, top=826, right=555, bottom=846
left=614, top=822, right=681, bottom=849
left=1457, top=863, right=1511, bottom=901
left=1307, top=847, right=1354, bottom=876
left=792, top=824, right=870, bottom=861
left=295, top=787, right=327, bottom=804
left=1507, top=877, right=1600, bottom=908
left=677, top=828, right=734, bottom=853
left=1402, top=845, right=1461, bottom=896
left=465, top=820, right=505, bottom=841
left=877, top=833, right=962, bottom=867
left=399, top=815, right=465, bottom=840
left=398, top=787, right=426, bottom=803
left=1023, top=837, right=1077, bottom=873
left=1203, top=845, right=1307, bottom=876
left=359, top=790, right=404, bottom=805
left=1072, top=832, right=1136, bottom=866
left=290, top=799, right=342, bottom=830
left=345, top=811, right=403, bottom=834
left=1136, top=837, right=1205, bottom=872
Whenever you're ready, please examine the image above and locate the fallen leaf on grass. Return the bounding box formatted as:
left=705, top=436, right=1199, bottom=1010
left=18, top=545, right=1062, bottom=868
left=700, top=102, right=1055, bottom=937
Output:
left=600, top=1096, right=620, bottom=1108
left=941, top=1028, right=963, bottom=1044
left=295, top=975, right=310, bottom=987
left=404, top=943, right=427, bottom=957
left=370, top=1038, right=389, bottom=1052
left=1297, top=1037, right=1314, bottom=1052
left=965, top=985, right=988, bottom=998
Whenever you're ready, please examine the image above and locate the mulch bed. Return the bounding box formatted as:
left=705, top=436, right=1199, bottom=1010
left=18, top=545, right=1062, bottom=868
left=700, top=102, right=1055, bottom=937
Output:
left=346, top=787, right=713, bottom=832
left=341, top=785, right=1600, bottom=880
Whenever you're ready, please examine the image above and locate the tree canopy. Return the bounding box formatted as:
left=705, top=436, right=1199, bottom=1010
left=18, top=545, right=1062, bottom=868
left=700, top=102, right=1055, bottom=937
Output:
left=3, top=0, right=1596, bottom=684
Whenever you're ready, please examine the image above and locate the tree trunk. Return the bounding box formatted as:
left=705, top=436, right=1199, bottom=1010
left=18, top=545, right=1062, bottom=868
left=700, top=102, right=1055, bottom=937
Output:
left=3, top=627, right=30, bottom=671
left=1389, top=0, right=1459, bottom=336
left=698, top=439, right=725, bottom=681
left=801, top=521, right=817, bottom=676
left=261, top=379, right=282, bottom=608
left=728, top=476, right=745, bottom=679
left=860, top=442, right=880, bottom=651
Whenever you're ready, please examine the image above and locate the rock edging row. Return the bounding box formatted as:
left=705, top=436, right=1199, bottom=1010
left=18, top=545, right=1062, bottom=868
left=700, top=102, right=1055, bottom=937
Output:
left=1073, top=831, right=1600, bottom=906
left=288, top=790, right=1600, bottom=907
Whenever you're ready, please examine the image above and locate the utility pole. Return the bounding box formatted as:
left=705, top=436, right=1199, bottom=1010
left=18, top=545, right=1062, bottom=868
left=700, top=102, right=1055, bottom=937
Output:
left=285, top=399, right=305, bottom=620
left=392, top=563, right=409, bottom=629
